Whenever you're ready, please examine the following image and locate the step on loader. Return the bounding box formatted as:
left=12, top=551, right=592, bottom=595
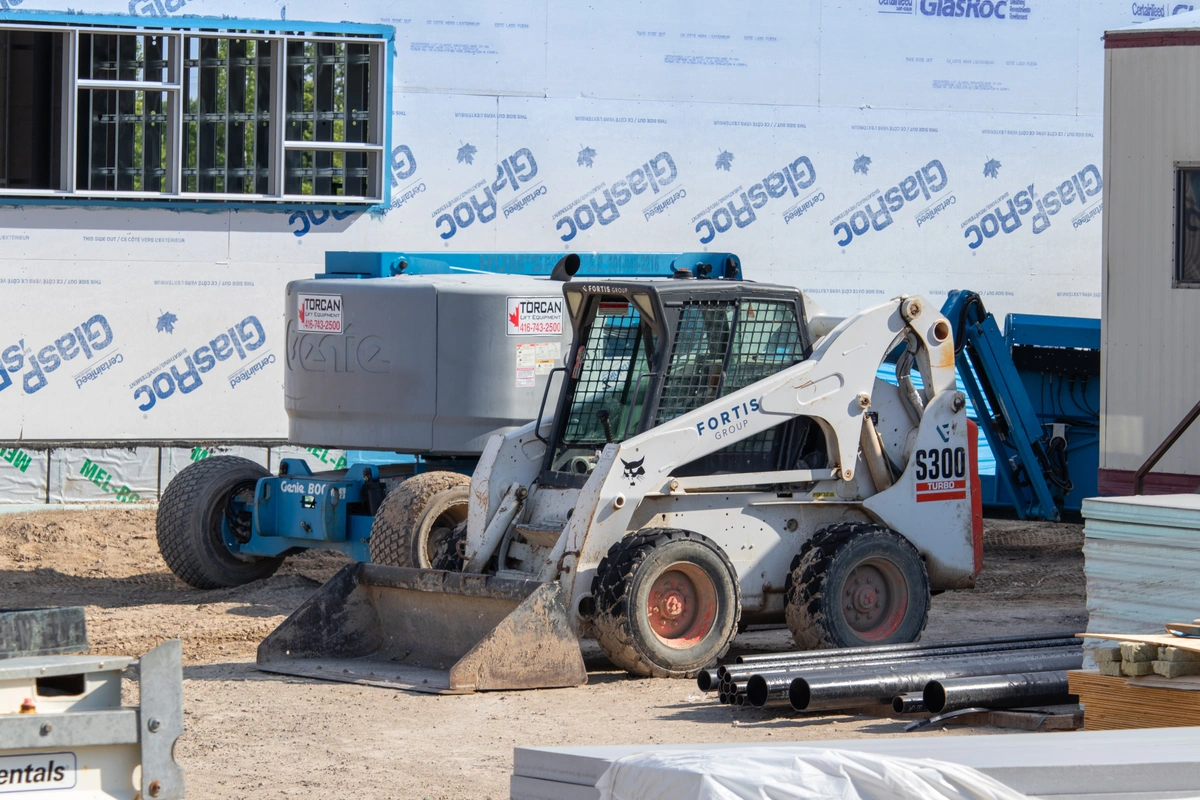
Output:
left=259, top=274, right=982, bottom=692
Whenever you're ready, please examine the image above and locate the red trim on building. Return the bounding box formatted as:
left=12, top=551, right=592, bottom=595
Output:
left=1098, top=468, right=1200, bottom=495
left=1105, top=31, right=1200, bottom=49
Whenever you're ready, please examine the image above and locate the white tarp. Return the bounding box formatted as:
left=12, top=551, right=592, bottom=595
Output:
left=0, top=0, right=1192, bottom=454
left=594, top=748, right=1029, bottom=800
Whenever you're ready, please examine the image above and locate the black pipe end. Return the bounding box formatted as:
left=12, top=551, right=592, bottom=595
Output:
left=697, top=670, right=714, bottom=692
left=746, top=675, right=768, bottom=708
left=551, top=253, right=581, bottom=281
left=891, top=695, right=906, bottom=714
left=788, top=678, right=811, bottom=711
left=923, top=681, right=947, bottom=714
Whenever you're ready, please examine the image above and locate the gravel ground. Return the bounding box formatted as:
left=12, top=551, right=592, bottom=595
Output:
left=0, top=509, right=1087, bottom=799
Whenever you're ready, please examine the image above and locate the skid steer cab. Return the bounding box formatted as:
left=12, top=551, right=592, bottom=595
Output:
left=259, top=278, right=982, bottom=692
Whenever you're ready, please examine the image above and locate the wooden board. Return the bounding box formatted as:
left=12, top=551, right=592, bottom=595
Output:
left=1069, top=670, right=1200, bottom=730
left=1079, top=632, right=1200, bottom=653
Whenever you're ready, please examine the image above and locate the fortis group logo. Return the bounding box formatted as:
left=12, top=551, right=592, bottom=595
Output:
left=881, top=0, right=1032, bottom=19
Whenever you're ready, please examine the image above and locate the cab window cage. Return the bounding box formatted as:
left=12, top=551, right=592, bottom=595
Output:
left=0, top=19, right=387, bottom=203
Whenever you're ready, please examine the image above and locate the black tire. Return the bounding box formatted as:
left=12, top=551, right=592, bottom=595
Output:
left=591, top=528, right=741, bottom=678
left=368, top=471, right=470, bottom=568
left=156, top=456, right=282, bottom=590
left=785, top=523, right=930, bottom=650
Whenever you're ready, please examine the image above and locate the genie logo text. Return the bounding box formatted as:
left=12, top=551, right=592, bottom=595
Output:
left=131, top=316, right=269, bottom=412
left=960, top=164, right=1101, bottom=250
left=693, top=156, right=817, bottom=244
left=553, top=151, right=680, bottom=242
left=831, top=160, right=948, bottom=247
left=0, top=315, right=116, bottom=396
left=433, top=148, right=540, bottom=240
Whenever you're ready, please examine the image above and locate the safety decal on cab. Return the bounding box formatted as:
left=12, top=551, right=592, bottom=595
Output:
left=297, top=294, right=343, bottom=334
left=506, top=297, right=564, bottom=336
left=914, top=446, right=967, bottom=503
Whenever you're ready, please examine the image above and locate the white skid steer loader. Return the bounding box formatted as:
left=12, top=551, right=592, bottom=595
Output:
left=258, top=276, right=981, bottom=692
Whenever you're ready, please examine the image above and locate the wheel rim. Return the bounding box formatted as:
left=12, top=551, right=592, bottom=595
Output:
left=646, top=562, right=718, bottom=649
left=840, top=557, right=908, bottom=641
left=218, top=480, right=258, bottom=548
left=423, top=501, right=469, bottom=565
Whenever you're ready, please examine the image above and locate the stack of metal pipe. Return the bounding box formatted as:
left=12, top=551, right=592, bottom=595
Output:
left=701, top=633, right=1082, bottom=714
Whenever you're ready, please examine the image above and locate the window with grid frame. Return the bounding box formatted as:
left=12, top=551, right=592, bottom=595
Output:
left=0, top=19, right=387, bottom=203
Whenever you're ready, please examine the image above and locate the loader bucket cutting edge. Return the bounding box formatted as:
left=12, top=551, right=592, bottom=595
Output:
left=256, top=563, right=588, bottom=694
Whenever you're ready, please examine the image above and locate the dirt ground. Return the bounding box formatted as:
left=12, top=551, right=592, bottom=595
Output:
left=0, top=508, right=1087, bottom=799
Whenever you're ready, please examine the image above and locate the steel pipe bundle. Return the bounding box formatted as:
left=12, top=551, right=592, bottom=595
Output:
left=706, top=634, right=1083, bottom=712
left=790, top=649, right=1082, bottom=712
left=726, top=637, right=1080, bottom=703
left=732, top=632, right=1077, bottom=666
left=923, top=671, right=1073, bottom=714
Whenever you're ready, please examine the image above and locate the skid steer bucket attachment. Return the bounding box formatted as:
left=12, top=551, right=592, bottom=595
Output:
left=256, top=563, right=587, bottom=693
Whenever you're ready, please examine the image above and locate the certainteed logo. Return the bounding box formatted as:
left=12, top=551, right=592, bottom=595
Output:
left=0, top=752, right=76, bottom=793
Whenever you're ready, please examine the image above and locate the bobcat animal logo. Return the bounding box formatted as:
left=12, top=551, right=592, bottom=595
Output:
left=621, top=456, right=646, bottom=485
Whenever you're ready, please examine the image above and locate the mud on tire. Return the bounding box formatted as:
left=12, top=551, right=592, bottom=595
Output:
left=156, top=456, right=282, bottom=590
left=785, top=522, right=930, bottom=650
left=591, top=528, right=741, bottom=678
left=369, top=471, right=470, bottom=569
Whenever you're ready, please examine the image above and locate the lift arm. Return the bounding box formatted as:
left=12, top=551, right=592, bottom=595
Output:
left=941, top=291, right=1068, bottom=521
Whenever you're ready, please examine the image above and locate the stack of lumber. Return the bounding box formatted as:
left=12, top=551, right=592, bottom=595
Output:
left=1070, top=632, right=1200, bottom=730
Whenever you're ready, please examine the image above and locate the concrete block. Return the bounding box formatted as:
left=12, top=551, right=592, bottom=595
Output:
left=1121, top=660, right=1155, bottom=676
left=1092, top=646, right=1122, bottom=663
left=1120, top=642, right=1157, bottom=662
left=1153, top=660, right=1200, bottom=678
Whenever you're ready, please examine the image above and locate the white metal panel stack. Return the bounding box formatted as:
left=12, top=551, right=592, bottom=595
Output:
left=511, top=729, right=1200, bottom=799
left=1082, top=494, right=1200, bottom=633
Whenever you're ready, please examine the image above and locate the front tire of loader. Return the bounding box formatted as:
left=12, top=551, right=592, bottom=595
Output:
left=591, top=529, right=741, bottom=678
left=785, top=523, right=930, bottom=650
left=156, top=456, right=282, bottom=590
left=369, top=471, right=470, bottom=569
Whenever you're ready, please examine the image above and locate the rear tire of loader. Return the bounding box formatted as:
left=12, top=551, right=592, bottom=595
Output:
left=156, top=456, right=282, bottom=590
left=785, top=523, right=930, bottom=650
left=591, top=529, right=741, bottom=678
left=369, top=471, right=470, bottom=569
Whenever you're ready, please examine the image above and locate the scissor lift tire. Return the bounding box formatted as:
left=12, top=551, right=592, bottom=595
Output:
left=156, top=456, right=282, bottom=590
left=369, top=471, right=470, bottom=568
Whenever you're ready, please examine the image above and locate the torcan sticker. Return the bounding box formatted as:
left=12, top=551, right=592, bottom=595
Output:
left=914, top=446, right=968, bottom=502
left=297, top=294, right=343, bottom=334
left=506, top=297, right=564, bottom=336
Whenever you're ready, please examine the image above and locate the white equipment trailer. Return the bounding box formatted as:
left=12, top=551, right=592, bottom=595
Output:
left=259, top=275, right=981, bottom=691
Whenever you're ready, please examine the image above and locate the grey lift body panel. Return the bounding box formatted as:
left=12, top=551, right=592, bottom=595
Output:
left=285, top=273, right=572, bottom=454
